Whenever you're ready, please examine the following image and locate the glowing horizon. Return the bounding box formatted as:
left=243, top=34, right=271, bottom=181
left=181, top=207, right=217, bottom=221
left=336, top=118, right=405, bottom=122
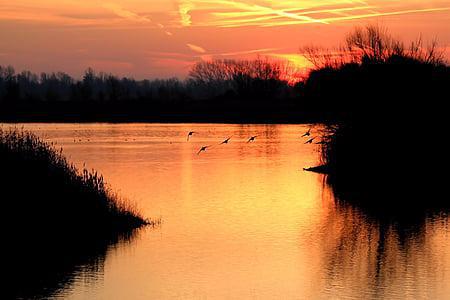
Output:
left=0, top=0, right=449, bottom=79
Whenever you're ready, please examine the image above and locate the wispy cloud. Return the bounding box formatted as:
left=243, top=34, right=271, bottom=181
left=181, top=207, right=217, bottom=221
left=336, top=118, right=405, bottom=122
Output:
left=216, top=47, right=280, bottom=56
left=103, top=3, right=152, bottom=23
left=179, top=1, right=194, bottom=26
left=177, top=0, right=450, bottom=28
left=187, top=43, right=207, bottom=53
left=253, top=7, right=450, bottom=27
left=0, top=3, right=155, bottom=27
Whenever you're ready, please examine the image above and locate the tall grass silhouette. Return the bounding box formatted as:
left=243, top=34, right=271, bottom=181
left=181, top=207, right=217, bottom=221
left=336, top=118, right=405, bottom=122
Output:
left=0, top=128, right=149, bottom=233
left=1, top=128, right=152, bottom=298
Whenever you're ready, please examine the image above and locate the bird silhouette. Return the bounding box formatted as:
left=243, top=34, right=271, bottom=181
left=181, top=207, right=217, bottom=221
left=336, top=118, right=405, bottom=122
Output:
left=197, top=145, right=210, bottom=155
left=220, top=137, right=232, bottom=145
left=302, top=128, right=311, bottom=137
left=305, top=137, right=315, bottom=144
left=187, top=131, right=196, bottom=141
left=247, top=136, right=257, bottom=143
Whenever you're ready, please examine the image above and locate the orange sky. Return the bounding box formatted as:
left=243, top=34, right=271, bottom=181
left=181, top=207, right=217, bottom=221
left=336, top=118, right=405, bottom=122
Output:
left=1, top=0, right=449, bottom=79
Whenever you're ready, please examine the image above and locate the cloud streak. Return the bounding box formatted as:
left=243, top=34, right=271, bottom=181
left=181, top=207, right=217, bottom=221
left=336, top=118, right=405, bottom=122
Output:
left=253, top=7, right=450, bottom=28
left=103, top=3, right=152, bottom=23
left=179, top=1, right=194, bottom=26
left=177, top=0, right=450, bottom=28
left=187, top=43, right=207, bottom=53
left=216, top=47, right=280, bottom=56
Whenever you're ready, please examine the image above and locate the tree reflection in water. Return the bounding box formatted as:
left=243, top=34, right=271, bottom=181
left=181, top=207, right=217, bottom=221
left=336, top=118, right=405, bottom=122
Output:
left=320, top=178, right=450, bottom=299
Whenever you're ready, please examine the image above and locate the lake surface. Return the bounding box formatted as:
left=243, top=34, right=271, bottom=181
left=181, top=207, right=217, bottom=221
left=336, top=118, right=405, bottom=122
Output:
left=6, top=123, right=450, bottom=299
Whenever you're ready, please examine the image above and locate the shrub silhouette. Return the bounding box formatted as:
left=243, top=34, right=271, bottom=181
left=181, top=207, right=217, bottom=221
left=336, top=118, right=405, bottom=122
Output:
left=311, top=26, right=450, bottom=207
left=0, top=128, right=148, bottom=234
left=1, top=129, right=152, bottom=299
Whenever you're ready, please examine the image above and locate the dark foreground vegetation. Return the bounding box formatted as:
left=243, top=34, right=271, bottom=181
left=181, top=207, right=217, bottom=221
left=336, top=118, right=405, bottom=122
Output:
left=1, top=129, right=148, bottom=231
left=311, top=25, right=449, bottom=210
left=309, top=26, right=450, bottom=262
left=1, top=129, right=150, bottom=298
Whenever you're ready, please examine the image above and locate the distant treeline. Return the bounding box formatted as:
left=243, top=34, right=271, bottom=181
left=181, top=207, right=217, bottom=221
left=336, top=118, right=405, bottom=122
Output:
left=1, top=25, right=449, bottom=122
left=0, top=57, right=297, bottom=104
left=0, top=57, right=308, bottom=122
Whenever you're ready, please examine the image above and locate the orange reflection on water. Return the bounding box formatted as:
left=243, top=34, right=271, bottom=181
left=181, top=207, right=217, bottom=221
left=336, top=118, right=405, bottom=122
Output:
left=11, top=123, right=450, bottom=299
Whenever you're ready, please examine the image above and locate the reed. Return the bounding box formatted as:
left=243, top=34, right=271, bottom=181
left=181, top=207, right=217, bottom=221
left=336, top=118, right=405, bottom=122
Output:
left=0, top=128, right=149, bottom=235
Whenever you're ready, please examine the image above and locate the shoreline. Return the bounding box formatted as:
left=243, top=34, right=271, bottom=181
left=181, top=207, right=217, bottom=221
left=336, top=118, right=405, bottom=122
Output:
left=0, top=119, right=323, bottom=124
left=0, top=112, right=340, bottom=125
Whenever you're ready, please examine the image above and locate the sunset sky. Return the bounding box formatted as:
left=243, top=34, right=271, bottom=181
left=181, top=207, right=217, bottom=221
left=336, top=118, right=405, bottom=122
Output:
left=1, top=0, right=449, bottom=79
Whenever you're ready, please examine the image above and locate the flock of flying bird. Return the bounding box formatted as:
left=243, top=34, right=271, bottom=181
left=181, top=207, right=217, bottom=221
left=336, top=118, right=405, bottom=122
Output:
left=188, top=127, right=320, bottom=155
left=68, top=128, right=320, bottom=154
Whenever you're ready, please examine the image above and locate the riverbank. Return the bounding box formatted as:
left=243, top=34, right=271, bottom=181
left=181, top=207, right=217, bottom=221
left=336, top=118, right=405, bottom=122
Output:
left=1, top=128, right=151, bottom=298
left=0, top=101, right=346, bottom=124
left=1, top=128, right=149, bottom=232
left=316, top=119, right=447, bottom=213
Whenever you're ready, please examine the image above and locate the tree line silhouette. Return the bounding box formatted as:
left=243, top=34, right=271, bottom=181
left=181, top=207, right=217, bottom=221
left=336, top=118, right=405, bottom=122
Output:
left=0, top=66, right=188, bottom=103
left=0, top=25, right=448, bottom=123
left=1, top=57, right=305, bottom=122
left=0, top=57, right=298, bottom=103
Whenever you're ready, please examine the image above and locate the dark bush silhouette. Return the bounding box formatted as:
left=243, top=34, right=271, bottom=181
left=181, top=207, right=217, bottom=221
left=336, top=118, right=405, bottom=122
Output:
left=301, top=25, right=449, bottom=115
left=0, top=128, right=148, bottom=233
left=1, top=129, right=152, bottom=298
left=309, top=25, right=450, bottom=208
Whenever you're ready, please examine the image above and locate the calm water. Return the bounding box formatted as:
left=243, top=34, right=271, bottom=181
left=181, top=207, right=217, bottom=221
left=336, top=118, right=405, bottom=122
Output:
left=6, top=123, right=450, bottom=299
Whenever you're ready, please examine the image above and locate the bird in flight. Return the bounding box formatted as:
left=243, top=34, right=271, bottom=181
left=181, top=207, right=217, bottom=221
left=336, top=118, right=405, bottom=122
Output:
left=302, top=128, right=311, bottom=137
left=197, top=145, right=210, bottom=155
left=220, top=137, right=232, bottom=145
left=187, top=131, right=196, bottom=141
left=305, top=137, right=315, bottom=144
left=247, top=136, right=257, bottom=143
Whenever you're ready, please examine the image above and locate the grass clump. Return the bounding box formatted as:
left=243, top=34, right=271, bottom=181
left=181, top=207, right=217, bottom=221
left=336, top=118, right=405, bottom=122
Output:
left=0, top=128, right=149, bottom=236
left=1, top=128, right=154, bottom=299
